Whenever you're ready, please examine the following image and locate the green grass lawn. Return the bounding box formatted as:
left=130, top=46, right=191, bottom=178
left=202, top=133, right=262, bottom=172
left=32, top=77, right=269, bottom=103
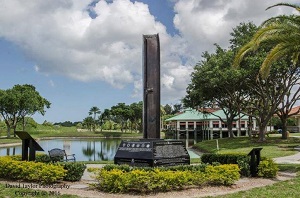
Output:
left=209, top=174, right=300, bottom=198
left=193, top=136, right=300, bottom=158
left=0, top=137, right=21, bottom=145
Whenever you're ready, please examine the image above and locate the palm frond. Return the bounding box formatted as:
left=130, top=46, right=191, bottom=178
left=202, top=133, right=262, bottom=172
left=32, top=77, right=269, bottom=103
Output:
left=234, top=2, right=300, bottom=78
left=233, top=43, right=254, bottom=68
left=292, top=52, right=300, bottom=65
left=262, top=14, right=300, bottom=27
left=259, top=43, right=299, bottom=79
left=259, top=44, right=287, bottom=78
left=266, top=3, right=300, bottom=12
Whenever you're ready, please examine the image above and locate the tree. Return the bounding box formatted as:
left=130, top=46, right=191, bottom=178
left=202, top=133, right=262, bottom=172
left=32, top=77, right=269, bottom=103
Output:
left=0, top=84, right=50, bottom=137
left=89, top=106, right=101, bottom=131
left=172, top=103, right=183, bottom=114
left=14, top=84, right=50, bottom=131
left=98, top=109, right=110, bottom=132
left=233, top=35, right=293, bottom=142
left=183, top=45, right=245, bottom=138
left=83, top=116, right=94, bottom=131
left=163, top=104, right=173, bottom=115
left=129, top=102, right=143, bottom=133
left=275, top=63, right=300, bottom=139
left=0, top=89, right=18, bottom=137
left=110, top=103, right=131, bottom=132
left=234, top=3, right=300, bottom=79
left=184, top=22, right=295, bottom=141
left=239, top=61, right=290, bottom=142
left=229, top=22, right=294, bottom=142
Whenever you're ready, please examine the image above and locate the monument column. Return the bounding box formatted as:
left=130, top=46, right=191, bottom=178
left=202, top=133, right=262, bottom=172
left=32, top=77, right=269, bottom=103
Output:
left=143, top=34, right=160, bottom=139
left=114, top=34, right=190, bottom=167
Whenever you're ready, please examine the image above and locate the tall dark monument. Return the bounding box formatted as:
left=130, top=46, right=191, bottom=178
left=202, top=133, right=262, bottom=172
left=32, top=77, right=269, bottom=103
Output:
left=114, top=34, right=190, bottom=167
left=143, top=34, right=160, bottom=139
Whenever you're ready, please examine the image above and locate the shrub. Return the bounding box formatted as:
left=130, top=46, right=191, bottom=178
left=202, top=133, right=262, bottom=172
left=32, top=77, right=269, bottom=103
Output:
left=35, top=154, right=51, bottom=163
left=7, top=154, right=51, bottom=163
left=237, top=157, right=251, bottom=177
left=258, top=158, right=279, bottom=178
left=0, top=156, right=66, bottom=184
left=205, top=164, right=240, bottom=185
left=102, top=164, right=208, bottom=172
left=201, top=153, right=248, bottom=164
left=93, top=164, right=240, bottom=193
left=201, top=153, right=250, bottom=177
left=61, top=162, right=86, bottom=181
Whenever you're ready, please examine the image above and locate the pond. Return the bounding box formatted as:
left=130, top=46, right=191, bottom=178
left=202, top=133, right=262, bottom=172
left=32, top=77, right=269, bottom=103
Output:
left=0, top=138, right=200, bottom=162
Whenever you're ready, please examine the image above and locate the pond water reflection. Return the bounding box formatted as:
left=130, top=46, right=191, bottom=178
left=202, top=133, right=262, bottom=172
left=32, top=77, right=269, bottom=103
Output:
left=0, top=138, right=199, bottom=162
left=0, top=138, right=122, bottom=162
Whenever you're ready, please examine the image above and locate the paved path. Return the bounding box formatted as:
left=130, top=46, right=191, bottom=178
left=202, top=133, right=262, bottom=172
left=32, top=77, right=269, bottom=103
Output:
left=81, top=164, right=105, bottom=181
left=273, top=151, right=300, bottom=164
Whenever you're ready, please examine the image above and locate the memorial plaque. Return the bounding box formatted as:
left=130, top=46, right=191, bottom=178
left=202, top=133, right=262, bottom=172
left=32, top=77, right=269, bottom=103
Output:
left=153, top=141, right=190, bottom=166
left=114, top=140, right=190, bottom=167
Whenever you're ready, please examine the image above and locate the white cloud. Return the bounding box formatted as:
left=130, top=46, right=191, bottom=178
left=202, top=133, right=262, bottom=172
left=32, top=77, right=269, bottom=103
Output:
left=0, top=0, right=168, bottom=88
left=49, top=80, right=55, bottom=87
left=0, top=0, right=298, bottom=104
left=34, top=65, right=40, bottom=72
left=173, top=0, right=299, bottom=55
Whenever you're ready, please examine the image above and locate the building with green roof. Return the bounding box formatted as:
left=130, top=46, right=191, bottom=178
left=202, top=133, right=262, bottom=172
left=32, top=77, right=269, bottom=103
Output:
left=165, top=108, right=257, bottom=141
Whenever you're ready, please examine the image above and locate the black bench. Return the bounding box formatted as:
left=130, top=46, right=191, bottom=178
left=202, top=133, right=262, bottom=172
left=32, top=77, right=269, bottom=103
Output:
left=48, top=148, right=76, bottom=162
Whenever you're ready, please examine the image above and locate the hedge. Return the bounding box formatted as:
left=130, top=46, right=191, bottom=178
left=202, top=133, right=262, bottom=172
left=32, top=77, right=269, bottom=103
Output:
left=0, top=155, right=86, bottom=183
left=201, top=153, right=251, bottom=176
left=92, top=164, right=240, bottom=193
left=0, top=156, right=66, bottom=184
left=62, top=162, right=86, bottom=181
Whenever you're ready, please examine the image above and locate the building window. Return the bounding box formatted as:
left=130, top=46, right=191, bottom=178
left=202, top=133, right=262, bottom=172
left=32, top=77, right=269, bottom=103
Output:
left=222, top=122, right=227, bottom=128
left=196, top=122, right=202, bottom=130
left=213, top=121, right=219, bottom=128
left=188, top=122, right=194, bottom=130
left=241, top=121, right=245, bottom=128
left=179, top=122, right=185, bottom=130
left=233, top=122, right=236, bottom=128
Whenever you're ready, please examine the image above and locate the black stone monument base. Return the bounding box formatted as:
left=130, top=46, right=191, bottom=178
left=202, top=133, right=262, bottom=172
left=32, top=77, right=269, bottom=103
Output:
left=114, top=139, right=190, bottom=167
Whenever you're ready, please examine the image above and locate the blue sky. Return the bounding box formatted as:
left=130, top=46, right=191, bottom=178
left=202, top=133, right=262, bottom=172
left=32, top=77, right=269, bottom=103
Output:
left=0, top=0, right=298, bottom=124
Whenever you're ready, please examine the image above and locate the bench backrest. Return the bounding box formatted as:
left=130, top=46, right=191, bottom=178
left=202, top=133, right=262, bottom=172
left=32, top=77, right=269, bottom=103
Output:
left=48, top=148, right=66, bottom=157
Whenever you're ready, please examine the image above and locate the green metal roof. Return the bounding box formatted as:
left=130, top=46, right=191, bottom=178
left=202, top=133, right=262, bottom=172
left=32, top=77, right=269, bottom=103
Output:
left=165, top=109, right=206, bottom=121
left=166, top=109, right=248, bottom=121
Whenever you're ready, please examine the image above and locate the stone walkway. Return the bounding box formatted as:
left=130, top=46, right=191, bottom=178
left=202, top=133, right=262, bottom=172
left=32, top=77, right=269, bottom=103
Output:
left=273, top=150, right=300, bottom=164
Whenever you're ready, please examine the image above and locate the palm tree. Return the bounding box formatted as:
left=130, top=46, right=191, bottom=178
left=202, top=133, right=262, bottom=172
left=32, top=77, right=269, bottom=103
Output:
left=83, top=116, right=94, bottom=131
left=89, top=106, right=101, bottom=131
left=234, top=3, right=300, bottom=79
left=89, top=106, right=101, bottom=120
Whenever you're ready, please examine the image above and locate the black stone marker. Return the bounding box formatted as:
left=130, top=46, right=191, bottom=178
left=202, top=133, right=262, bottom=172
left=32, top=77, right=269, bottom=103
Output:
left=15, top=131, right=44, bottom=161
left=114, top=139, right=190, bottom=167
left=114, top=34, right=190, bottom=167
